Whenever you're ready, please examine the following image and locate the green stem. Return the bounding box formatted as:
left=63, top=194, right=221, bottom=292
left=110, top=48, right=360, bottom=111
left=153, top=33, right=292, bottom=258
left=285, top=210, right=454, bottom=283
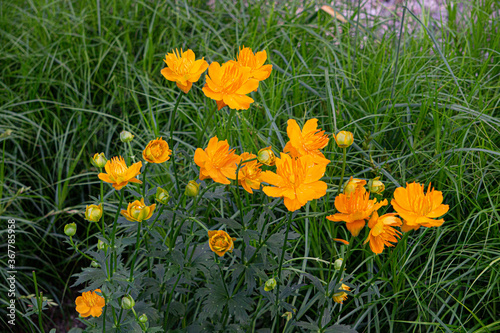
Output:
left=169, top=92, right=183, bottom=192
left=32, top=271, right=45, bottom=333
left=142, top=163, right=149, bottom=197
left=225, top=108, right=236, bottom=139
left=128, top=222, right=142, bottom=280
left=69, top=237, right=95, bottom=261
left=100, top=178, right=106, bottom=240
left=336, top=148, right=347, bottom=196
left=272, top=212, right=293, bottom=330
left=198, top=103, right=218, bottom=146
left=110, top=190, right=125, bottom=276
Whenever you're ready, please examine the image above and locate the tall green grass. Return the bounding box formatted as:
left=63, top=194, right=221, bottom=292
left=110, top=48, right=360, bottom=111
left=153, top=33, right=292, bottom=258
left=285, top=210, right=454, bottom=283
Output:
left=0, top=0, right=499, bottom=331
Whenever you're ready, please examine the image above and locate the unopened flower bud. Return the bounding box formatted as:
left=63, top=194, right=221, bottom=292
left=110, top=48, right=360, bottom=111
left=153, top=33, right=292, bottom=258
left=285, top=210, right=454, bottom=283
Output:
left=257, top=146, right=276, bottom=166
left=97, top=239, right=106, bottom=251
left=121, top=295, right=135, bottom=309
left=185, top=180, right=200, bottom=197
left=264, top=278, right=277, bottom=291
left=91, top=153, right=107, bottom=168
left=368, top=177, right=385, bottom=194
left=155, top=187, right=170, bottom=205
left=64, top=223, right=77, bottom=237
left=91, top=261, right=100, bottom=268
left=138, top=314, right=148, bottom=323
left=120, top=130, right=134, bottom=143
left=0, top=129, right=12, bottom=139
left=344, top=177, right=366, bottom=196
left=85, top=204, right=103, bottom=222
left=282, top=311, right=293, bottom=321
left=334, top=258, right=344, bottom=271
left=334, top=131, right=353, bottom=148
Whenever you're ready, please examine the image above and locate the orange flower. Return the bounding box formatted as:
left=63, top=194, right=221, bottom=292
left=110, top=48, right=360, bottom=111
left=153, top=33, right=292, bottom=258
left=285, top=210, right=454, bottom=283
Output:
left=121, top=198, right=156, bottom=222
left=208, top=230, right=236, bottom=257
left=194, top=136, right=241, bottom=185
left=75, top=289, right=105, bottom=318
left=344, top=177, right=366, bottom=196
left=332, top=284, right=351, bottom=304
left=232, top=46, right=272, bottom=82
left=261, top=153, right=327, bottom=212
left=202, top=61, right=259, bottom=110
left=98, top=156, right=142, bottom=190
left=283, top=119, right=330, bottom=166
left=237, top=152, right=262, bottom=194
left=364, top=212, right=402, bottom=254
left=326, top=187, right=387, bottom=237
left=143, top=137, right=172, bottom=163
left=392, top=182, right=449, bottom=232
left=161, top=49, right=208, bottom=93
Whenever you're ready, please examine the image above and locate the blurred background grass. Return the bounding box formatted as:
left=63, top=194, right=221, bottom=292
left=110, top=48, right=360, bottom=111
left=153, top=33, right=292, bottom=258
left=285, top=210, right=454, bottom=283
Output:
left=0, top=0, right=499, bottom=331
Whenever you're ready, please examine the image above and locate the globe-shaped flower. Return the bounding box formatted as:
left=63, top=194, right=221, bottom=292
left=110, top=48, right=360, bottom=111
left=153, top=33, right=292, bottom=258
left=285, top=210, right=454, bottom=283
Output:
left=143, top=137, right=171, bottom=163
left=161, top=49, right=208, bottom=93
left=120, top=198, right=156, bottom=223
left=202, top=61, right=259, bottom=110
left=75, top=289, right=105, bottom=318
left=85, top=204, right=103, bottom=222
left=98, top=156, right=142, bottom=190
left=261, top=153, right=327, bottom=212
left=208, top=230, right=236, bottom=257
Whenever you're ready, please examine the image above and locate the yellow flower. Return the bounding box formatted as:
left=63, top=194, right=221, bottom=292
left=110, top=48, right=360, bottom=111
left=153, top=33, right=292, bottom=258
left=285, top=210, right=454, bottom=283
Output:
left=143, top=137, right=172, bottom=163
left=232, top=46, right=273, bottom=82
left=261, top=153, right=327, bottom=212
left=326, top=187, right=387, bottom=237
left=161, top=49, right=208, bottom=93
left=208, top=230, right=236, bottom=257
left=202, top=61, right=259, bottom=110
left=364, top=212, right=402, bottom=254
left=238, top=152, right=262, bottom=194
left=283, top=119, right=330, bottom=166
left=85, top=204, right=103, bottom=222
left=185, top=180, right=200, bottom=197
left=91, top=153, right=107, bottom=168
left=120, top=198, right=156, bottom=222
left=334, top=131, right=354, bottom=148
left=332, top=284, right=351, bottom=304
left=264, top=277, right=277, bottom=291
left=194, top=136, right=241, bottom=185
left=98, top=156, right=142, bottom=190
left=344, top=177, right=366, bottom=196
left=75, top=289, right=105, bottom=318
left=392, top=182, right=449, bottom=232
left=257, top=146, right=276, bottom=166
left=368, top=177, right=385, bottom=194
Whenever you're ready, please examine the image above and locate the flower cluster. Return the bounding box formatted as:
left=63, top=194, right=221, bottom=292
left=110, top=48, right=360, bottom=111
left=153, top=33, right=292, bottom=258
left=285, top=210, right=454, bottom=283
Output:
left=161, top=46, right=272, bottom=110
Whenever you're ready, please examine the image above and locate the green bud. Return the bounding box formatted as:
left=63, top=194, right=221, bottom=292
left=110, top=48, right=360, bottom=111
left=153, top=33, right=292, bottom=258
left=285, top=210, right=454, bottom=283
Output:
left=97, top=239, right=106, bottom=251
left=64, top=223, right=77, bottom=237
left=90, top=261, right=100, bottom=268
left=138, top=314, right=148, bottom=323
left=120, top=130, right=134, bottom=143
left=184, top=180, right=200, bottom=197
left=334, top=258, right=344, bottom=271
left=121, top=295, right=135, bottom=310
left=155, top=187, right=170, bottom=205
left=264, top=278, right=277, bottom=291
left=91, top=153, right=107, bottom=168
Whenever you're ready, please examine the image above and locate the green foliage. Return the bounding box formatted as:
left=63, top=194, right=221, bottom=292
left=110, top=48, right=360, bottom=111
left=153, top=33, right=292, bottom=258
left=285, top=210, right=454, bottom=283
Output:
left=1, top=0, right=499, bottom=332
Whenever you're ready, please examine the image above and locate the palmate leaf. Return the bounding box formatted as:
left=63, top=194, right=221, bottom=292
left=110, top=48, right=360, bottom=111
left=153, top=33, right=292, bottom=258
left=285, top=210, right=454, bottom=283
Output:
left=227, top=292, right=253, bottom=323
left=71, top=267, right=107, bottom=289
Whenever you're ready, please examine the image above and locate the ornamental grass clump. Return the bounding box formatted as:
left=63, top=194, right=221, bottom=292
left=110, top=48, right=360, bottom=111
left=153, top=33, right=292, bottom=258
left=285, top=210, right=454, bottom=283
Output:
left=66, top=46, right=449, bottom=333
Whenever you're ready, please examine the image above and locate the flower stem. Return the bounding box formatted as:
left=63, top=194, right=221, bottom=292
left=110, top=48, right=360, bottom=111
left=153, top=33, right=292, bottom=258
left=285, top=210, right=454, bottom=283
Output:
left=272, top=211, right=293, bottom=330
left=225, top=108, right=236, bottom=139
left=198, top=103, right=217, bottom=146
left=128, top=221, right=142, bottom=281
left=69, top=236, right=95, bottom=261
left=336, top=147, right=347, bottom=196
left=32, top=271, right=44, bottom=333
left=169, top=92, right=183, bottom=192
left=110, top=190, right=124, bottom=276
